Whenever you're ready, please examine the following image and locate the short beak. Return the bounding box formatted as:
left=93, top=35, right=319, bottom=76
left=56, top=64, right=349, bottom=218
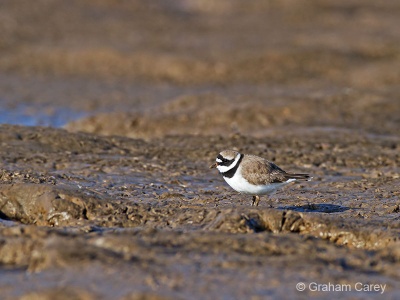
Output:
left=209, top=162, right=218, bottom=169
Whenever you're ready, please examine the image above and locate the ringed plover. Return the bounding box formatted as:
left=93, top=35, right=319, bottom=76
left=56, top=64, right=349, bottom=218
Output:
left=210, top=150, right=311, bottom=206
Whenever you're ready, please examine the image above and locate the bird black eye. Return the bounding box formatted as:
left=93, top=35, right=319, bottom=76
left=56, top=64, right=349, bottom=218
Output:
left=217, top=155, right=229, bottom=163
left=217, top=154, right=234, bottom=166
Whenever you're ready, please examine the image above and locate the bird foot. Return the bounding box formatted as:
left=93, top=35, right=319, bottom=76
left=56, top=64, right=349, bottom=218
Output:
left=251, top=195, right=260, bottom=207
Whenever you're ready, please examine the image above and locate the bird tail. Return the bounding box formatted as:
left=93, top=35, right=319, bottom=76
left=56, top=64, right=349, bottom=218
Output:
left=285, top=173, right=312, bottom=181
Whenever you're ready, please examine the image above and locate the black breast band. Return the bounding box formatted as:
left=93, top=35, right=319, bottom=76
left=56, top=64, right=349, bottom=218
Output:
left=221, top=154, right=243, bottom=178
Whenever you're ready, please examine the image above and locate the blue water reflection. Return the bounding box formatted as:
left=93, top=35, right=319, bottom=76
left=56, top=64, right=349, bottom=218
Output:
left=0, top=104, right=87, bottom=127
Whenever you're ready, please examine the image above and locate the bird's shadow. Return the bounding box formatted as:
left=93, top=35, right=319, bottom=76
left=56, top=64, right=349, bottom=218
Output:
left=278, top=203, right=350, bottom=213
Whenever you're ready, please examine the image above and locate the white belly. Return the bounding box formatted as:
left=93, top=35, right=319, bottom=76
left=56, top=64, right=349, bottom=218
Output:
left=223, top=170, right=294, bottom=195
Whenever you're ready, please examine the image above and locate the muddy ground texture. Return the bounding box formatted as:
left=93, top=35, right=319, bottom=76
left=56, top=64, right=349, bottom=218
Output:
left=1, top=0, right=400, bottom=299
left=0, top=126, right=399, bottom=299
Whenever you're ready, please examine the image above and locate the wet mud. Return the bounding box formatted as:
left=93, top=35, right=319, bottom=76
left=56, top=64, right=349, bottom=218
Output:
left=1, top=0, right=400, bottom=299
left=0, top=125, right=399, bottom=299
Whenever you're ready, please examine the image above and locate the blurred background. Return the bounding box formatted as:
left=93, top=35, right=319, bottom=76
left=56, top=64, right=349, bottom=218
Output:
left=0, top=0, right=399, bottom=137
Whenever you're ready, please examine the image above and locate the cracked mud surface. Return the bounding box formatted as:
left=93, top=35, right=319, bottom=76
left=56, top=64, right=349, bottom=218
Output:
left=1, top=0, right=400, bottom=299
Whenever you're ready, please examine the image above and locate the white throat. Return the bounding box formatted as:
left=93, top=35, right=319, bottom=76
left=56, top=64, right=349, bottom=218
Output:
left=216, top=153, right=241, bottom=174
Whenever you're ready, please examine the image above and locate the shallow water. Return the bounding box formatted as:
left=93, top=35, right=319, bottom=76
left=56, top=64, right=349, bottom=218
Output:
left=0, top=103, right=87, bottom=127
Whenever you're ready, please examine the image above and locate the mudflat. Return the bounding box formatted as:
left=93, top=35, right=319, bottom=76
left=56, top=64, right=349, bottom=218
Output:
left=0, top=1, right=399, bottom=299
